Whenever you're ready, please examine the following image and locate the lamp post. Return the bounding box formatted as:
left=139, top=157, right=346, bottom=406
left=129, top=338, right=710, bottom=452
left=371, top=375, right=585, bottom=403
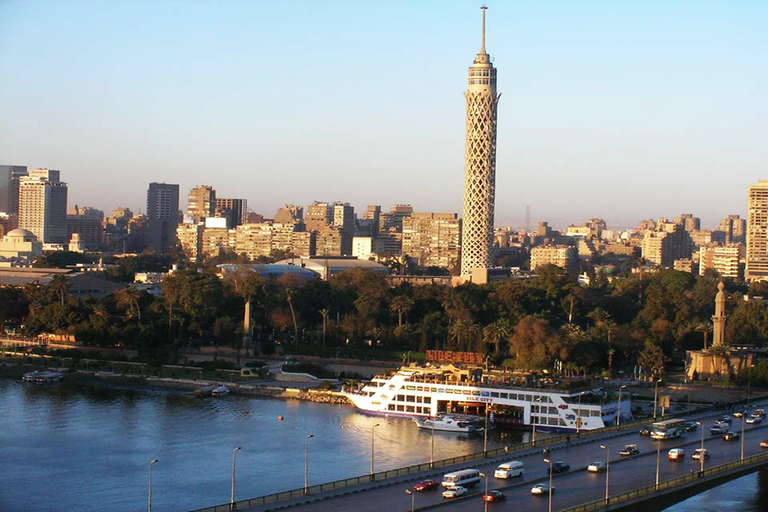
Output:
left=697, top=421, right=704, bottom=473
left=577, top=392, right=583, bottom=436
left=404, top=489, right=414, bottom=512
left=430, top=419, right=435, bottom=468
left=741, top=415, right=745, bottom=462
left=653, top=379, right=662, bottom=420
left=617, top=385, right=627, bottom=427
left=543, top=458, right=554, bottom=512
left=480, top=472, right=488, bottom=512
left=304, top=435, right=313, bottom=495
left=483, top=406, right=489, bottom=455
left=655, top=439, right=661, bottom=489
left=148, top=459, right=159, bottom=512
left=370, top=423, right=380, bottom=479
left=600, top=445, right=610, bottom=504
left=230, top=447, right=241, bottom=510
left=747, top=364, right=755, bottom=407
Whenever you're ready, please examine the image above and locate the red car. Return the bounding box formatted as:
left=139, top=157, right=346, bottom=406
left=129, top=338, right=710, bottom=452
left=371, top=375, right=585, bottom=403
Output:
left=483, top=490, right=506, bottom=502
left=414, top=480, right=439, bottom=491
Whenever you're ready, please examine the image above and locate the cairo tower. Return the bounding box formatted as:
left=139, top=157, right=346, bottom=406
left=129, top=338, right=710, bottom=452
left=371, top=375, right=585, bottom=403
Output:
left=460, top=6, right=500, bottom=275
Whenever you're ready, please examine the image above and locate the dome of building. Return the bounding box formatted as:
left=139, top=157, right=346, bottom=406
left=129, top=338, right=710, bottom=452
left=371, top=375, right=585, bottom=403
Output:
left=4, top=229, right=37, bottom=241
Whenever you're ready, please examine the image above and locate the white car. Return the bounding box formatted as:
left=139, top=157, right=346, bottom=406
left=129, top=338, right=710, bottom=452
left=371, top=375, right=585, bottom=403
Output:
left=668, top=448, right=685, bottom=460
left=442, top=486, right=467, bottom=499
left=747, top=415, right=763, bottom=424
left=531, top=483, right=555, bottom=495
left=587, top=461, right=607, bottom=473
left=692, top=448, right=710, bottom=460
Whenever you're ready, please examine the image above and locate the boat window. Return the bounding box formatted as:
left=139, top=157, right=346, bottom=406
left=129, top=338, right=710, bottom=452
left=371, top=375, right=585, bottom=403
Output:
left=416, top=396, right=423, bottom=403
left=423, top=397, right=431, bottom=404
left=549, top=407, right=558, bottom=415
left=491, top=392, right=499, bottom=398
left=500, top=393, right=509, bottom=399
left=397, top=405, right=404, bottom=412
left=406, top=395, right=415, bottom=402
left=548, top=418, right=558, bottom=426
left=591, top=410, right=600, bottom=417
left=416, top=407, right=422, bottom=413
left=388, top=404, right=395, bottom=411
left=397, top=394, right=405, bottom=402
left=406, top=406, right=415, bottom=413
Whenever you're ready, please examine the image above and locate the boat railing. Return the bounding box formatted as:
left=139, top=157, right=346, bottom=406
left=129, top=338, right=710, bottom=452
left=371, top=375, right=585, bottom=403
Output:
left=402, top=375, right=584, bottom=395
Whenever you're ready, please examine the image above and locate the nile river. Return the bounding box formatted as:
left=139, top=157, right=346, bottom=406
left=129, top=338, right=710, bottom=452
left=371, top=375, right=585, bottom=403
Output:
left=0, top=379, right=518, bottom=512
left=1, top=379, right=765, bottom=512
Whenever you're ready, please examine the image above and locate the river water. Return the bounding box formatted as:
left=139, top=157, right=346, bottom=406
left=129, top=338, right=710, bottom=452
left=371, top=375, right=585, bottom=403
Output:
left=0, top=379, right=520, bottom=512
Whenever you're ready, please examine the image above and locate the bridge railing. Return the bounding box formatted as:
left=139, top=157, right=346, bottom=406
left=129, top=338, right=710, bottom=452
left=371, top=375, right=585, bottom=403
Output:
left=561, top=451, right=768, bottom=512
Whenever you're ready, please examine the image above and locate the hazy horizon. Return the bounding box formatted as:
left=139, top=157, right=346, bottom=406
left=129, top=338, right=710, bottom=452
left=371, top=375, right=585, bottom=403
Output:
left=1, top=1, right=766, bottom=230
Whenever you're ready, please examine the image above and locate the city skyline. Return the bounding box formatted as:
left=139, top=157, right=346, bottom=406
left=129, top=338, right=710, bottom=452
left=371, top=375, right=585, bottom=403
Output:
left=1, top=1, right=766, bottom=228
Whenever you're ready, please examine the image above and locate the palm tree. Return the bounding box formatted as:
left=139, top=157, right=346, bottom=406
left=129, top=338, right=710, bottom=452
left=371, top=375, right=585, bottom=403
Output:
left=389, top=296, right=414, bottom=327
left=483, top=319, right=513, bottom=354
left=49, top=275, right=70, bottom=306
left=695, top=321, right=714, bottom=350
left=116, top=287, right=142, bottom=321
left=449, top=320, right=480, bottom=352
left=318, top=308, right=329, bottom=346
left=285, top=289, right=299, bottom=343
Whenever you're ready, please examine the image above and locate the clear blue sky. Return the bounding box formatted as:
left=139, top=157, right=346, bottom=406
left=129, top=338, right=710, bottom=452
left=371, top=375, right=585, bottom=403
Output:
left=1, top=0, right=766, bottom=229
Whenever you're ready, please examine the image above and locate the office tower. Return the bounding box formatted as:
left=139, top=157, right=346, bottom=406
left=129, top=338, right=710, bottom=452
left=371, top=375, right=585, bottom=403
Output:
left=746, top=181, right=768, bottom=281
left=379, top=204, right=413, bottom=233
left=460, top=7, right=500, bottom=275
left=18, top=168, right=68, bottom=244
left=530, top=245, right=578, bottom=274
left=187, top=185, right=216, bottom=224
left=332, top=202, right=355, bottom=255
left=215, top=198, right=248, bottom=228
left=401, top=212, right=461, bottom=268
left=0, top=165, right=28, bottom=218
left=146, top=183, right=179, bottom=254
left=274, top=205, right=303, bottom=224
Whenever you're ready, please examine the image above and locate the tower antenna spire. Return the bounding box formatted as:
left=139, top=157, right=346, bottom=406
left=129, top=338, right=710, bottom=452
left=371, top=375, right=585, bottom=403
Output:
left=480, top=5, right=487, bottom=54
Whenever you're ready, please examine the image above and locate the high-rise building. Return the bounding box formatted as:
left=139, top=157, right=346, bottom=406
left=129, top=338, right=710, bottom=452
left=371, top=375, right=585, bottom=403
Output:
left=215, top=198, right=248, bottom=228
left=746, top=181, right=768, bottom=281
left=673, top=213, right=701, bottom=232
left=177, top=223, right=203, bottom=262
left=274, top=205, right=303, bottom=225
left=146, top=183, right=179, bottom=254
left=187, top=185, right=216, bottom=224
left=0, top=165, right=28, bottom=223
left=402, top=213, right=461, bottom=269
left=67, top=206, right=104, bottom=251
left=641, top=221, right=694, bottom=267
left=460, top=7, right=500, bottom=275
left=717, top=215, right=746, bottom=245
left=235, top=222, right=314, bottom=260
left=305, top=202, right=333, bottom=231
left=18, top=168, right=68, bottom=244
left=699, top=243, right=743, bottom=279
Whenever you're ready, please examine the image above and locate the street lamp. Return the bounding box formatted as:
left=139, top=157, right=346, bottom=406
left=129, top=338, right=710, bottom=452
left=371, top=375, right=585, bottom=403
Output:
left=543, top=458, right=554, bottom=512
left=747, top=364, right=755, bottom=407
left=483, top=406, right=489, bottom=455
left=617, top=385, right=627, bottom=427
left=655, top=439, right=661, bottom=489
left=230, top=447, right=241, bottom=511
left=741, top=415, right=745, bottom=462
left=653, top=379, right=662, bottom=420
left=600, top=445, right=610, bottom=504
left=696, top=421, right=704, bottom=473
left=148, top=459, right=159, bottom=512
left=404, top=489, right=414, bottom=512
left=304, top=435, right=313, bottom=495
left=480, top=472, right=488, bottom=512
left=430, top=419, right=435, bottom=468
left=370, top=423, right=380, bottom=479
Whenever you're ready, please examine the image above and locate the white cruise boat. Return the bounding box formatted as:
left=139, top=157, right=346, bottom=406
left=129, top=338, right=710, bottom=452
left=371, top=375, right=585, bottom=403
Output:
left=344, top=364, right=628, bottom=433
left=413, top=415, right=483, bottom=433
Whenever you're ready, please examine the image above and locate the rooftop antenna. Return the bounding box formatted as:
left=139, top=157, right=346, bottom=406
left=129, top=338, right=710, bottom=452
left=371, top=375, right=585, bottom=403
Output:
left=480, top=5, right=488, bottom=54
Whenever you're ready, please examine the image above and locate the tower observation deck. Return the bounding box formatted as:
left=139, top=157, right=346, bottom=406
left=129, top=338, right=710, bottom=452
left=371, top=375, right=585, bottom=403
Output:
left=460, top=6, right=501, bottom=275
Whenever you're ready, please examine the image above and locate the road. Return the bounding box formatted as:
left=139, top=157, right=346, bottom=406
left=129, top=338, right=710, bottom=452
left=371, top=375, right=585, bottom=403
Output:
left=265, top=404, right=768, bottom=512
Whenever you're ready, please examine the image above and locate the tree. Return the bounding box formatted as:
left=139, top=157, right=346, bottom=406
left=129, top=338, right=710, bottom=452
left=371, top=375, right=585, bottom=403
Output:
left=318, top=308, right=329, bottom=346
left=116, top=287, right=143, bottom=321
left=390, top=295, right=414, bottom=327
left=48, top=275, right=70, bottom=307
left=509, top=316, right=563, bottom=369
left=285, top=288, right=299, bottom=342
left=483, top=319, right=512, bottom=354
left=637, top=341, right=668, bottom=379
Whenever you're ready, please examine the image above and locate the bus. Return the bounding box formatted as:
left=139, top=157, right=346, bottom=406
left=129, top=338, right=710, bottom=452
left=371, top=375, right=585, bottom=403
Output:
left=442, top=469, right=481, bottom=488
left=650, top=418, right=687, bottom=439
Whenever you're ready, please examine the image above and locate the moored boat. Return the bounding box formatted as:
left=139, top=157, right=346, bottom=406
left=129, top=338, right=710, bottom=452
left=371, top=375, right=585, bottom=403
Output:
left=22, top=370, right=64, bottom=383
left=211, top=385, right=230, bottom=396
left=413, top=414, right=483, bottom=433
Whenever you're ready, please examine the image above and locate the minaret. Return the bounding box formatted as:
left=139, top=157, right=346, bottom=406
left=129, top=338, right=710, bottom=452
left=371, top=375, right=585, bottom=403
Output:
left=712, top=281, right=727, bottom=347
left=461, top=6, right=501, bottom=275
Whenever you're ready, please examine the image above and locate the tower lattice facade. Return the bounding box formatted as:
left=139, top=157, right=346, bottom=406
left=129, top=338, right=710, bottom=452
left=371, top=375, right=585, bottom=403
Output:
left=461, top=7, right=500, bottom=275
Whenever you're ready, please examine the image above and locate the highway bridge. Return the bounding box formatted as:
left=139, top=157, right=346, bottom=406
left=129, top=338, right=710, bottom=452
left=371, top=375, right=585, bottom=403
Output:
left=191, top=401, right=768, bottom=512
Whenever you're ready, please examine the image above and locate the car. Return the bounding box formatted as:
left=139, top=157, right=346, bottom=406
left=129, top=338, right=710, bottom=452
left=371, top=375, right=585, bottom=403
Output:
left=760, top=439, right=768, bottom=448
left=710, top=424, right=729, bottom=436
left=717, top=415, right=732, bottom=424
left=442, top=486, right=467, bottom=499
left=692, top=448, right=710, bottom=460
left=734, top=410, right=747, bottom=418
left=755, top=409, right=766, bottom=417
left=483, top=490, right=506, bottom=502
left=668, top=448, right=685, bottom=460
left=747, top=415, right=763, bottom=425
left=531, top=483, right=555, bottom=495
left=723, top=431, right=741, bottom=441
left=587, top=461, right=607, bottom=473
left=620, top=444, right=640, bottom=456
left=639, top=425, right=653, bottom=436
left=685, top=421, right=698, bottom=432
left=414, top=480, right=439, bottom=491
left=547, top=462, right=571, bottom=474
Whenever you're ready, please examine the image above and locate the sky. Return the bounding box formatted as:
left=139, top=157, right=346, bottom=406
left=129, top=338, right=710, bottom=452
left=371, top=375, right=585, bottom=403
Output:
left=0, top=0, right=766, bottom=230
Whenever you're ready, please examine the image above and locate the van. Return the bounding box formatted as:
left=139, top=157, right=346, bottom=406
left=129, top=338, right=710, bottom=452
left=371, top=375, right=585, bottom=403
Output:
left=442, top=469, right=481, bottom=488
left=494, top=461, right=524, bottom=479
left=668, top=448, right=685, bottom=460
left=710, top=424, right=729, bottom=436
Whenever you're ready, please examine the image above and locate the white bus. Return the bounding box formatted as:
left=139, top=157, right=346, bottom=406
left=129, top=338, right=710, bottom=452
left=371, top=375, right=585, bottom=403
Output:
left=650, top=419, right=686, bottom=440
left=494, top=461, right=524, bottom=479
left=442, top=469, right=481, bottom=488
